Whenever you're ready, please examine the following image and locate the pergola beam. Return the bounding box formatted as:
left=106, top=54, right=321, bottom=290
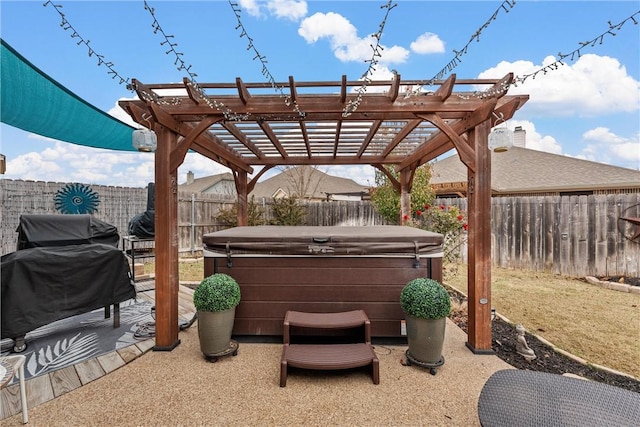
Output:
left=170, top=117, right=221, bottom=172
left=399, top=98, right=498, bottom=170
left=221, top=122, right=266, bottom=159
left=418, top=113, right=476, bottom=173
left=147, top=103, right=253, bottom=174
left=357, top=120, right=382, bottom=157
left=381, top=119, right=422, bottom=157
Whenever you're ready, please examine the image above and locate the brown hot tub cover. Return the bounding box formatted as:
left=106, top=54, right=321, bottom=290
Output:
left=203, top=225, right=443, bottom=257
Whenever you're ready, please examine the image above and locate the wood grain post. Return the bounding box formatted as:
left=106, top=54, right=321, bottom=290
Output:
left=153, top=125, right=180, bottom=351
left=465, top=120, right=493, bottom=354
left=399, top=169, right=412, bottom=224
left=236, top=170, right=248, bottom=226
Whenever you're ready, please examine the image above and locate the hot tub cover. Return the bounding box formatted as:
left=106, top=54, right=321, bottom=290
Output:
left=203, top=225, right=443, bottom=256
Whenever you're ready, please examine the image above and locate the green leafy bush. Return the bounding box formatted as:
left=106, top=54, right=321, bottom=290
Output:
left=370, top=164, right=435, bottom=224
left=216, top=195, right=266, bottom=227
left=400, top=278, right=451, bottom=319
left=270, top=196, right=307, bottom=225
left=193, top=273, right=241, bottom=312
left=405, top=204, right=468, bottom=279
left=405, top=204, right=467, bottom=235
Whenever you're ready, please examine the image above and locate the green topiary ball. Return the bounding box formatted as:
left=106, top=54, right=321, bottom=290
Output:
left=400, top=278, right=451, bottom=319
left=193, top=273, right=241, bottom=312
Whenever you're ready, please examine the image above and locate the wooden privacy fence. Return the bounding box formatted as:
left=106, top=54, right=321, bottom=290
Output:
left=2, top=179, right=638, bottom=277
left=436, top=193, right=640, bottom=277
left=0, top=180, right=236, bottom=255
left=178, top=192, right=237, bottom=254
left=1, top=179, right=147, bottom=254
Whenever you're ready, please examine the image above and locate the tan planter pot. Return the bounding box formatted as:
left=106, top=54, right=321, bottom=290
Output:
left=197, top=307, right=236, bottom=356
left=405, top=314, right=446, bottom=365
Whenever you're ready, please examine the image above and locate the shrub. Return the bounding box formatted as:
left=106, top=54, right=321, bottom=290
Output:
left=405, top=204, right=468, bottom=278
left=270, top=196, right=307, bottom=225
left=216, top=195, right=266, bottom=227
left=400, top=278, right=451, bottom=319
left=193, top=273, right=241, bottom=312
left=370, top=164, right=435, bottom=224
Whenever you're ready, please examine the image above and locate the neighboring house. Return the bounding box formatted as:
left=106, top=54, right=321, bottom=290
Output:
left=179, top=171, right=236, bottom=196
left=252, top=166, right=369, bottom=201
left=430, top=128, right=640, bottom=197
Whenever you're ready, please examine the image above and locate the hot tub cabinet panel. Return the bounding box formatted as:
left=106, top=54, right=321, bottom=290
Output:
left=203, top=226, right=443, bottom=338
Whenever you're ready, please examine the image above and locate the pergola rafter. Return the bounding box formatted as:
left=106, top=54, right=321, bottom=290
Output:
left=119, top=73, right=528, bottom=355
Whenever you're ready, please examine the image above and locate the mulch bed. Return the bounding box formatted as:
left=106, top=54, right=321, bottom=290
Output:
left=447, top=289, right=640, bottom=394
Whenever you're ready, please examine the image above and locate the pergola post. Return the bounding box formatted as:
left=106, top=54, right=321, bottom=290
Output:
left=153, top=125, right=180, bottom=351
left=399, top=168, right=412, bottom=224
left=235, top=169, right=248, bottom=226
left=465, top=120, right=493, bottom=354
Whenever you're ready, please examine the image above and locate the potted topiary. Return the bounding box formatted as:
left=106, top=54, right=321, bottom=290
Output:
left=400, top=277, right=451, bottom=373
left=193, top=273, right=241, bottom=358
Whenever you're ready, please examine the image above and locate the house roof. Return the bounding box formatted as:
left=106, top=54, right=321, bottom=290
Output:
left=250, top=166, right=369, bottom=199
left=179, top=172, right=234, bottom=193
left=430, top=147, right=640, bottom=195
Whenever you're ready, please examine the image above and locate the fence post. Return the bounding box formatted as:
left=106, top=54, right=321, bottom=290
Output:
left=190, top=193, right=195, bottom=255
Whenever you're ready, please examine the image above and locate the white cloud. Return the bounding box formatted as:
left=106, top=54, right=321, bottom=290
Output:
left=238, top=0, right=307, bottom=20
left=110, top=98, right=138, bottom=127
left=410, top=32, right=445, bottom=54
left=381, top=45, right=410, bottom=64
left=508, top=120, right=562, bottom=154
left=479, top=54, right=640, bottom=117
left=267, top=0, right=307, bottom=21
left=5, top=152, right=62, bottom=179
left=580, top=127, right=640, bottom=169
left=239, top=0, right=261, bottom=17
left=299, top=12, right=357, bottom=46
left=299, top=12, right=408, bottom=65
left=178, top=152, right=232, bottom=184
left=4, top=140, right=156, bottom=187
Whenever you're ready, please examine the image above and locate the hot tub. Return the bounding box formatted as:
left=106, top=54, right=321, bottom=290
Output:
left=203, top=225, right=443, bottom=338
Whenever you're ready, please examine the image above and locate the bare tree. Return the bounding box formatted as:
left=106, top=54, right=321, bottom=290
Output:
left=277, top=165, right=324, bottom=201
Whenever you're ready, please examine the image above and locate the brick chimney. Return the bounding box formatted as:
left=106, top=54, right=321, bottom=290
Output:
left=186, top=170, right=194, bottom=185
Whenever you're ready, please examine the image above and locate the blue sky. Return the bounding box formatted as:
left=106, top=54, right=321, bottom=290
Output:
left=1, top=0, right=639, bottom=188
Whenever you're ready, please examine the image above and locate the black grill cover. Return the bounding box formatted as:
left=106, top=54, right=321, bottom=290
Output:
left=127, top=210, right=155, bottom=239
left=1, top=244, right=136, bottom=339
left=16, top=214, right=119, bottom=250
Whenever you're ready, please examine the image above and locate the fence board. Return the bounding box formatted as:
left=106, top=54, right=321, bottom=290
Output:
left=437, top=194, right=639, bottom=277
left=2, top=178, right=638, bottom=277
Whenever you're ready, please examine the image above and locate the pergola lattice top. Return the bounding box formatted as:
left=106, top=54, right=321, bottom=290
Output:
left=120, top=73, right=528, bottom=176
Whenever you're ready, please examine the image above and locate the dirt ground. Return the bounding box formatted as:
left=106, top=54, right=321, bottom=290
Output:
left=447, top=289, right=640, bottom=393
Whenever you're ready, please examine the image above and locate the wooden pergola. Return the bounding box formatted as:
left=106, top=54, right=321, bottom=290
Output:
left=119, top=73, right=528, bottom=354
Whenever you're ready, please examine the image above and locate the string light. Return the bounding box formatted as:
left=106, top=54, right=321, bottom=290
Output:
left=143, top=0, right=249, bottom=120
left=228, top=1, right=306, bottom=119
left=513, top=10, right=640, bottom=86
left=343, top=0, right=397, bottom=117
left=405, top=0, right=516, bottom=98
left=452, top=9, right=639, bottom=100
left=43, top=1, right=131, bottom=87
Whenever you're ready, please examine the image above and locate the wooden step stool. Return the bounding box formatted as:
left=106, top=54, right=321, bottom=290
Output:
left=280, top=310, right=380, bottom=387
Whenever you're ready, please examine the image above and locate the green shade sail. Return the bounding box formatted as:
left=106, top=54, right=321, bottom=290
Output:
left=1, top=39, right=136, bottom=151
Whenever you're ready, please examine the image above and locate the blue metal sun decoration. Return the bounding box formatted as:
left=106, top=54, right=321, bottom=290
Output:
left=54, top=183, right=101, bottom=214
